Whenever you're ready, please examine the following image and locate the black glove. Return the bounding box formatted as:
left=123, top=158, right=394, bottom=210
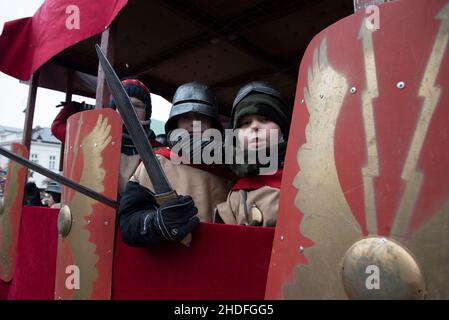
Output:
left=56, top=101, right=95, bottom=111
left=151, top=195, right=199, bottom=242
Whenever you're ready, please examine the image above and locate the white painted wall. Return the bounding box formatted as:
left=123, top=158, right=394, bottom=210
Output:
left=28, top=142, right=61, bottom=188
left=0, top=128, right=61, bottom=189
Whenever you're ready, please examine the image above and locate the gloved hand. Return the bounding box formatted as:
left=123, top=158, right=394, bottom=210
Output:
left=152, top=195, right=199, bottom=242
left=56, top=101, right=95, bottom=111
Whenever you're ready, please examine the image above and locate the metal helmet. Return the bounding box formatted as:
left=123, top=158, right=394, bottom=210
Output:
left=230, top=81, right=291, bottom=137
left=45, top=181, right=61, bottom=194
left=232, top=81, right=285, bottom=110
left=164, top=82, right=223, bottom=134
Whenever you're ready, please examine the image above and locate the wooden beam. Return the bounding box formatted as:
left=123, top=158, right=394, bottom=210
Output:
left=22, top=69, right=40, bottom=151
left=95, top=22, right=116, bottom=109
left=59, top=69, right=74, bottom=172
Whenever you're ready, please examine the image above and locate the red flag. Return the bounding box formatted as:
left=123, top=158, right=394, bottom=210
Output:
left=0, top=0, right=128, bottom=80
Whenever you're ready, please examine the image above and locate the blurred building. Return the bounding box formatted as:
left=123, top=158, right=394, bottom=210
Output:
left=0, top=125, right=61, bottom=188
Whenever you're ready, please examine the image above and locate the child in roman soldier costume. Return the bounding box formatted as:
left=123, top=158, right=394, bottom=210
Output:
left=118, top=82, right=233, bottom=246
left=215, top=81, right=292, bottom=227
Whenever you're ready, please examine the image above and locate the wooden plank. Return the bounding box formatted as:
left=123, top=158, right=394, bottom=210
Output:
left=22, top=69, right=40, bottom=151
left=95, top=23, right=116, bottom=109
left=59, top=69, right=75, bottom=172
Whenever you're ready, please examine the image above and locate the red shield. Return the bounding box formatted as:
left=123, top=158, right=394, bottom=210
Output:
left=0, top=144, right=28, bottom=281
left=266, top=0, right=449, bottom=299
left=54, top=109, right=122, bottom=299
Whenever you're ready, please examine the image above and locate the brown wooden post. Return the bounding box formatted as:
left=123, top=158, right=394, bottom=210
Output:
left=59, top=69, right=74, bottom=172
left=95, top=22, right=116, bottom=109
left=22, top=69, right=40, bottom=151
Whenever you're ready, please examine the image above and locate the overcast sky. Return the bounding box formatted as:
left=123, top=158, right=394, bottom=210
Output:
left=0, top=0, right=171, bottom=130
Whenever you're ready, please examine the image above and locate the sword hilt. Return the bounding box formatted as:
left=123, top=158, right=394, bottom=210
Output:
left=154, top=190, right=193, bottom=247
left=154, top=190, right=178, bottom=205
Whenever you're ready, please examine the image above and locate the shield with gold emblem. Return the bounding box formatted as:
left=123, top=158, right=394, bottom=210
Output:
left=0, top=144, right=28, bottom=282
left=54, top=109, right=122, bottom=300
left=266, top=0, right=449, bottom=299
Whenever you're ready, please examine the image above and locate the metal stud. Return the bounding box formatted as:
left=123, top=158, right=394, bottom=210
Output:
left=397, top=81, right=405, bottom=89
left=86, top=220, right=91, bottom=225
left=299, top=246, right=305, bottom=253
left=280, top=236, right=285, bottom=241
left=301, top=99, right=305, bottom=104
left=350, top=87, right=357, bottom=94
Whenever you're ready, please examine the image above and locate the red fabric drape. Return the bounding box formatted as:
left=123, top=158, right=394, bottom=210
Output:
left=1, top=206, right=58, bottom=300
left=0, top=0, right=128, bottom=80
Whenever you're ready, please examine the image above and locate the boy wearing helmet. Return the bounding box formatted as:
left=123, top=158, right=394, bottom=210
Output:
left=118, top=82, right=233, bottom=246
left=215, top=81, right=291, bottom=227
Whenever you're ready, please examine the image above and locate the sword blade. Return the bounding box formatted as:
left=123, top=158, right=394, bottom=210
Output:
left=95, top=44, right=173, bottom=195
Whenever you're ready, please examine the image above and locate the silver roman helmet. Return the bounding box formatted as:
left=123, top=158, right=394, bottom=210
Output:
left=164, top=81, right=223, bottom=135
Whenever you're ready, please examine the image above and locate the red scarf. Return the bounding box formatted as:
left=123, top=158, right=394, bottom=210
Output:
left=232, top=169, right=283, bottom=191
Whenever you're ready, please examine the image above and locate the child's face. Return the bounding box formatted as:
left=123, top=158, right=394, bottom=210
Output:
left=130, top=97, right=146, bottom=121
left=177, top=112, right=213, bottom=133
left=117, top=97, right=146, bottom=121
left=237, top=114, right=281, bottom=151
left=46, top=193, right=55, bottom=207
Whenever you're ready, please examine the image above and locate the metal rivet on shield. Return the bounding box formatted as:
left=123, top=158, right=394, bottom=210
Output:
left=111, top=141, right=116, bottom=146
left=299, top=246, right=304, bottom=253
left=87, top=220, right=91, bottom=225
left=280, top=236, right=285, bottom=241
left=57, top=205, right=72, bottom=237
left=397, top=81, right=406, bottom=89
left=301, top=99, right=305, bottom=104
left=350, top=87, right=357, bottom=94
left=104, top=221, right=109, bottom=226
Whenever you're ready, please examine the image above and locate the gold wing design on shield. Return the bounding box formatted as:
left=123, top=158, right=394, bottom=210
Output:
left=66, top=114, right=111, bottom=299
left=284, top=38, right=363, bottom=299
left=0, top=148, right=24, bottom=277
